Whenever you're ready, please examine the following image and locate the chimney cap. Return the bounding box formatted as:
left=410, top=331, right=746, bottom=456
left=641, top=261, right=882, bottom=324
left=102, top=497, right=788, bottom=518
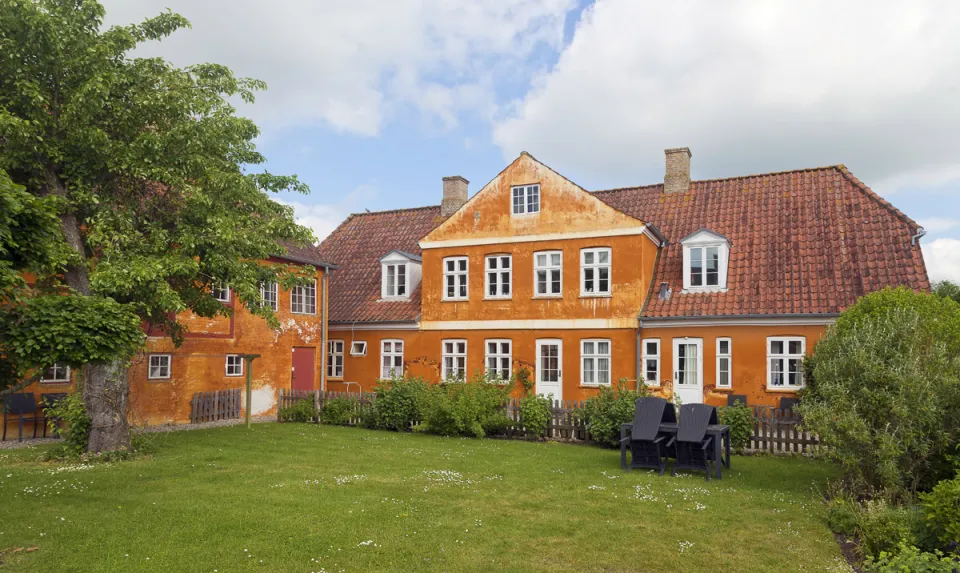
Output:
left=664, top=147, right=692, bottom=157
left=442, top=175, right=469, bottom=184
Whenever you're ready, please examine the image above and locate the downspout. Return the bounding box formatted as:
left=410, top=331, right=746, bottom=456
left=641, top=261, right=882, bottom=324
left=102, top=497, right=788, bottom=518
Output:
left=636, top=239, right=665, bottom=391
left=911, top=227, right=926, bottom=246
left=320, top=270, right=328, bottom=392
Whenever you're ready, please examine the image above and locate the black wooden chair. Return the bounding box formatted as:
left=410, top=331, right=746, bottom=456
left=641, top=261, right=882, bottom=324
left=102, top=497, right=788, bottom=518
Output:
left=39, top=393, right=68, bottom=438
left=620, top=397, right=677, bottom=474
left=2, top=393, right=40, bottom=442
left=727, top=394, right=748, bottom=407
left=668, top=403, right=718, bottom=481
left=779, top=397, right=800, bottom=412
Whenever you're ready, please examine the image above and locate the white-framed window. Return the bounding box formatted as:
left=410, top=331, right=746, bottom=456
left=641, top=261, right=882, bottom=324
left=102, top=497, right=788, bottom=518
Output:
left=443, top=256, right=469, bottom=300
left=212, top=283, right=231, bottom=302
left=291, top=279, right=317, bottom=314
left=225, top=354, right=244, bottom=377
left=381, top=339, right=404, bottom=379
left=681, top=230, right=729, bottom=291
left=534, top=250, right=562, bottom=297
left=485, top=339, right=512, bottom=382
left=485, top=254, right=512, bottom=299
left=580, top=247, right=611, bottom=296
left=581, top=339, right=611, bottom=386
left=260, top=281, right=278, bottom=311
left=327, top=340, right=344, bottom=378
left=767, top=337, right=805, bottom=389
left=148, top=354, right=171, bottom=380
left=642, top=339, right=660, bottom=386
left=350, top=341, right=367, bottom=356
left=41, top=363, right=70, bottom=383
left=383, top=263, right=407, bottom=298
left=511, top=184, right=540, bottom=215
left=442, top=339, right=467, bottom=381
left=716, top=338, right=731, bottom=388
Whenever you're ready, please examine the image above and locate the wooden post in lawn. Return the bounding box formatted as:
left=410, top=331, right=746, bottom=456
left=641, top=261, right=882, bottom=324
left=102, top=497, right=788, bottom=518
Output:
left=241, top=354, right=261, bottom=429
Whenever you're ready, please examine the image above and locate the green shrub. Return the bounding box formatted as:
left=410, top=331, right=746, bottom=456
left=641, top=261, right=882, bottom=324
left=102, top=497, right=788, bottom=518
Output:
left=579, top=381, right=648, bottom=448
left=368, top=376, right=428, bottom=431
left=920, top=472, right=960, bottom=550
left=279, top=398, right=316, bottom=423
left=718, top=402, right=753, bottom=453
left=856, top=499, right=922, bottom=558
left=799, top=287, right=960, bottom=498
left=320, top=396, right=355, bottom=426
left=47, top=391, right=91, bottom=455
left=417, top=374, right=511, bottom=438
left=825, top=496, right=860, bottom=536
left=863, top=542, right=958, bottom=573
left=519, top=393, right=551, bottom=438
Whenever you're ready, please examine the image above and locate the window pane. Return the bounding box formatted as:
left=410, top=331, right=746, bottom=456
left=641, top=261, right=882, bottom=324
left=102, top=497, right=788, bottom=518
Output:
left=550, top=253, right=561, bottom=266
left=719, top=340, right=729, bottom=354
left=598, top=358, right=610, bottom=385
left=501, top=256, right=510, bottom=269
left=584, top=251, right=594, bottom=265
left=551, top=271, right=561, bottom=294
left=598, top=250, right=609, bottom=264
left=706, top=247, right=719, bottom=286
left=501, top=273, right=510, bottom=295
left=458, top=259, right=467, bottom=271
left=598, top=341, right=610, bottom=355
left=537, top=271, right=547, bottom=294
left=583, top=358, right=594, bottom=383
left=598, top=267, right=609, bottom=293
left=645, top=341, right=658, bottom=355
left=536, top=254, right=546, bottom=266
left=488, top=273, right=497, bottom=295
left=789, top=340, right=803, bottom=355
left=771, top=340, right=784, bottom=354
left=690, top=248, right=703, bottom=286
left=583, top=341, right=594, bottom=355
left=770, top=358, right=783, bottom=385
left=457, top=342, right=466, bottom=353
left=584, top=268, right=594, bottom=291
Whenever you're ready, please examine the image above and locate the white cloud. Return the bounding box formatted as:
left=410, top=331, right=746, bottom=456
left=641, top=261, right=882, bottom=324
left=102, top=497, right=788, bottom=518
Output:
left=101, top=0, right=574, bottom=137
left=493, top=0, right=960, bottom=194
left=923, top=238, right=960, bottom=283
left=278, top=184, right=377, bottom=244
left=918, top=218, right=960, bottom=233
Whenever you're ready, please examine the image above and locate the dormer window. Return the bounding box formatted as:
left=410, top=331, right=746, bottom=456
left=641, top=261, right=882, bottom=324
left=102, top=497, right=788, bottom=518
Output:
left=511, top=184, right=540, bottom=215
left=380, top=250, right=422, bottom=301
left=680, top=229, right=729, bottom=292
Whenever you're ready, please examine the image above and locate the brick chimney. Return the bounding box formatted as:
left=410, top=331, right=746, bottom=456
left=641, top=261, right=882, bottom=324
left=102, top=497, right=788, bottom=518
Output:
left=664, top=147, right=691, bottom=194
left=441, top=176, right=468, bottom=217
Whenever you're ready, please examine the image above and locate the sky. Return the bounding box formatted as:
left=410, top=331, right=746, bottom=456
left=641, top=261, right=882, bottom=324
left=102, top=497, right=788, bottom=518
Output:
left=101, top=0, right=960, bottom=283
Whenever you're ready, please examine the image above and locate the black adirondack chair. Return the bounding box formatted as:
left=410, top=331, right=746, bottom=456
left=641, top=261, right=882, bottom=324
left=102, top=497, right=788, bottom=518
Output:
left=2, top=393, right=40, bottom=442
left=778, top=397, right=800, bottom=412
left=620, top=397, right=677, bottom=474
left=40, top=393, right=68, bottom=438
left=668, top=403, right=718, bottom=481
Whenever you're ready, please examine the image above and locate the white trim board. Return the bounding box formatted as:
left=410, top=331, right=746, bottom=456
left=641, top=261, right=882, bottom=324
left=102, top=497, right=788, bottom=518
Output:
left=421, top=318, right=638, bottom=331
left=640, top=316, right=837, bottom=328
left=419, top=226, right=648, bottom=250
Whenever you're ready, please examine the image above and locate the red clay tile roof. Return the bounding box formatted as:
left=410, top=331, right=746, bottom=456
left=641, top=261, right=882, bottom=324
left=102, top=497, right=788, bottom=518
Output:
left=593, top=166, right=929, bottom=318
left=276, top=241, right=337, bottom=269
left=315, top=206, right=444, bottom=323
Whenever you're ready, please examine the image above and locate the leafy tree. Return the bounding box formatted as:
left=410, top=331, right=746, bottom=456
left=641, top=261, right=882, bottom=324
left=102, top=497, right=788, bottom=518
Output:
left=0, top=0, right=315, bottom=451
left=799, top=287, right=960, bottom=498
left=933, top=280, right=960, bottom=304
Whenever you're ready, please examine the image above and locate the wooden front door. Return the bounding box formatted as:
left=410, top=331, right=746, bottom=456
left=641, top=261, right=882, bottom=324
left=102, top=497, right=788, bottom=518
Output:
left=291, top=347, right=316, bottom=391
left=673, top=338, right=703, bottom=404
left=535, top=339, right=563, bottom=401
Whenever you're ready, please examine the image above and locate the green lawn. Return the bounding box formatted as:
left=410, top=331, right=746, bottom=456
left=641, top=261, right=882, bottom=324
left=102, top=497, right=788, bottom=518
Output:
left=0, top=423, right=848, bottom=572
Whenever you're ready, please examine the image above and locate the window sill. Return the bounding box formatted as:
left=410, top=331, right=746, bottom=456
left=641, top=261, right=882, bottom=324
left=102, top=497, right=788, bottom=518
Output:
left=328, top=376, right=344, bottom=381
left=441, top=298, right=469, bottom=303
left=226, top=374, right=244, bottom=378
left=532, top=295, right=563, bottom=300
left=766, top=386, right=803, bottom=392
left=290, top=312, right=318, bottom=316
left=579, top=384, right=612, bottom=389
left=511, top=212, right=540, bottom=218
left=579, top=293, right=612, bottom=299
left=380, top=297, right=411, bottom=302
left=39, top=380, right=70, bottom=385
left=483, top=296, right=513, bottom=301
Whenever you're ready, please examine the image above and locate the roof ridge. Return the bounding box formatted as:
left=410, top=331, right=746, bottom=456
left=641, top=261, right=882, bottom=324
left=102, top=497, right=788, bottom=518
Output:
left=593, top=165, right=845, bottom=194
left=348, top=204, right=440, bottom=217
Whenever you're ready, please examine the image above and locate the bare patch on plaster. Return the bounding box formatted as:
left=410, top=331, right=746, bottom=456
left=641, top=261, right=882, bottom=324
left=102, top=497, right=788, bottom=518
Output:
left=273, top=318, right=321, bottom=343
left=245, top=384, right=276, bottom=415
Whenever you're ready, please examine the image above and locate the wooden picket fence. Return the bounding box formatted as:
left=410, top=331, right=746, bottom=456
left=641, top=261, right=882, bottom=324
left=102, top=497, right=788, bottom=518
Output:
left=189, top=388, right=242, bottom=424
left=276, top=389, right=819, bottom=454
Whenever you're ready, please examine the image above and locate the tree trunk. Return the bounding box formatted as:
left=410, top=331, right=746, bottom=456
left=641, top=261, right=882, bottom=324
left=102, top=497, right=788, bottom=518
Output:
left=45, top=169, right=132, bottom=452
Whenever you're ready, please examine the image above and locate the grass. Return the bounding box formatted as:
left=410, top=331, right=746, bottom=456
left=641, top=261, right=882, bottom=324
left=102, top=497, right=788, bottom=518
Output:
left=0, top=423, right=848, bottom=572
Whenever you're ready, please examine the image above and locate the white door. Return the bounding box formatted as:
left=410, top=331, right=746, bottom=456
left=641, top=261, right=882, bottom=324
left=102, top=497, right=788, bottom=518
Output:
left=673, top=338, right=703, bottom=404
left=535, top=339, right=563, bottom=401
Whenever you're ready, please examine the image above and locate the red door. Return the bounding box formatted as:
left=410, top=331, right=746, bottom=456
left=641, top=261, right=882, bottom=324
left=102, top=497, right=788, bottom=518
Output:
left=291, top=347, right=316, bottom=391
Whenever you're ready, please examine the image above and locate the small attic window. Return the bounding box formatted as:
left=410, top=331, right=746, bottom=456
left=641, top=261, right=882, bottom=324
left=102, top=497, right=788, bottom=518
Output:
left=512, top=184, right=540, bottom=215
left=384, top=263, right=407, bottom=297
left=380, top=250, right=421, bottom=301
left=681, top=229, right=729, bottom=292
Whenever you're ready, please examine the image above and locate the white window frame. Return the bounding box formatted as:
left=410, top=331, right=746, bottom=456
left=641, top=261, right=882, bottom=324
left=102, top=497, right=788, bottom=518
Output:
left=534, top=250, right=563, bottom=297
left=380, top=339, right=404, bottom=379
left=766, top=336, right=806, bottom=390
left=511, top=184, right=540, bottom=215
left=41, top=363, right=71, bottom=383
left=290, top=279, right=317, bottom=314
left=327, top=340, right=344, bottom=379
left=350, top=341, right=368, bottom=356
left=484, top=339, right=512, bottom=383
left=580, top=247, right=612, bottom=296
left=382, top=262, right=408, bottom=299
left=260, top=281, right=278, bottom=311
left=580, top=339, right=612, bottom=387
left=212, top=283, right=231, bottom=303
left=484, top=254, right=512, bottom=299
left=716, top=338, right=732, bottom=389
left=225, top=354, right=244, bottom=377
left=642, top=339, right=660, bottom=387
left=148, top=354, right=172, bottom=380
left=442, top=256, right=469, bottom=301
left=441, top=339, right=468, bottom=381
left=681, top=230, right=729, bottom=292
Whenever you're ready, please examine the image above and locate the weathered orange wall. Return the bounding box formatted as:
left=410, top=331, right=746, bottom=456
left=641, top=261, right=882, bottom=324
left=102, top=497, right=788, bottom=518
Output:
left=639, top=324, right=827, bottom=407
